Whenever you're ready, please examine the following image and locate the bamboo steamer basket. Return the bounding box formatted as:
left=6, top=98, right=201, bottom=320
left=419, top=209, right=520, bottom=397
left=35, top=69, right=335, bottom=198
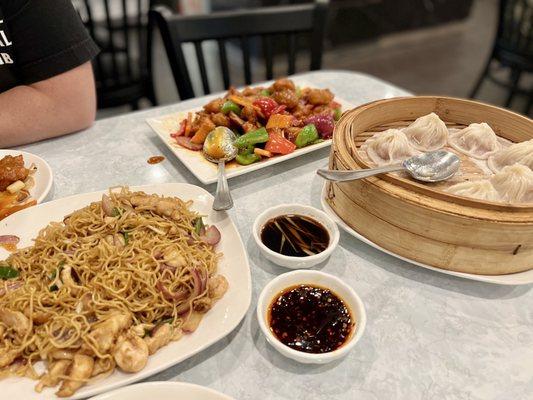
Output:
left=327, top=96, right=533, bottom=275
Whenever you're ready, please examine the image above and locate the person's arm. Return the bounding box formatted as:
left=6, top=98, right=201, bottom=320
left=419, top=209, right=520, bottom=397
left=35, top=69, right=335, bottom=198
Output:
left=0, top=62, right=96, bottom=148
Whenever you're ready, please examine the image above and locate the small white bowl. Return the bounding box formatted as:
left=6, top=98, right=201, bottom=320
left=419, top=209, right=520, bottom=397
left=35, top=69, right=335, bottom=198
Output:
left=256, top=269, right=366, bottom=364
left=252, top=204, right=339, bottom=269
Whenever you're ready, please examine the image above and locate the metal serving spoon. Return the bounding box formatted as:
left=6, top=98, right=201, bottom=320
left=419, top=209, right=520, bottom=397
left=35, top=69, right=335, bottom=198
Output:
left=317, top=150, right=461, bottom=183
left=203, top=127, right=238, bottom=211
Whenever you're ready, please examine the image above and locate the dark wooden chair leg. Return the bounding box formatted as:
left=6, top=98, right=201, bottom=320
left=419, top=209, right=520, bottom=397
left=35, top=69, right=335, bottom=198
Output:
left=525, top=89, right=533, bottom=116
left=469, top=58, right=492, bottom=98
left=504, top=68, right=522, bottom=108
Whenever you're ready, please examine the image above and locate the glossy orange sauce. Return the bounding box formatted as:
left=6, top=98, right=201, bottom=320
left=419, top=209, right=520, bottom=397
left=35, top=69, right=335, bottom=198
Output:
left=0, top=192, right=36, bottom=220
left=147, top=156, right=165, bottom=164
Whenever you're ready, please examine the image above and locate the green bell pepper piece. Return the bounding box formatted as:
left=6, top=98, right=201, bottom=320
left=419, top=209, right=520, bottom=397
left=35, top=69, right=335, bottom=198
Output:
left=260, top=89, right=271, bottom=96
left=236, top=153, right=261, bottom=165
left=0, top=265, right=19, bottom=279
left=221, top=100, right=241, bottom=115
left=295, top=124, right=319, bottom=148
left=295, top=86, right=302, bottom=98
left=233, top=127, right=269, bottom=148
left=333, top=108, right=342, bottom=121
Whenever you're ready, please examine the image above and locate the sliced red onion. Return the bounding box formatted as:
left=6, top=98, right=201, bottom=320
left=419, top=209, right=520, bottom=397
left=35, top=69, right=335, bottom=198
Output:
left=101, top=194, right=114, bottom=217
left=159, top=263, right=176, bottom=273
left=191, top=268, right=207, bottom=295
left=305, top=114, right=335, bottom=139
left=0, top=280, right=23, bottom=296
left=200, top=226, right=221, bottom=246
left=156, top=281, right=188, bottom=302
left=0, top=235, right=19, bottom=245
left=175, top=136, right=203, bottom=151
left=176, top=302, right=191, bottom=316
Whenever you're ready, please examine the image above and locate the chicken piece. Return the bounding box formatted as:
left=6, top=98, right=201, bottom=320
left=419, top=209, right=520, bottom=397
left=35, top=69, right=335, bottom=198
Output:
left=307, top=88, right=334, bottom=105
left=50, top=349, right=76, bottom=360
left=211, top=112, right=230, bottom=127
left=91, top=357, right=115, bottom=378
left=0, top=348, right=21, bottom=368
left=131, top=323, right=155, bottom=337
left=60, top=265, right=82, bottom=295
left=240, top=105, right=258, bottom=123
left=86, top=313, right=132, bottom=355
left=113, top=332, right=149, bottom=373
left=22, top=309, right=51, bottom=325
left=272, top=89, right=299, bottom=109
left=0, top=155, right=29, bottom=192
left=0, top=309, right=30, bottom=335
left=0, top=325, right=4, bottom=336
left=242, top=122, right=258, bottom=133
left=35, top=359, right=71, bottom=392
left=163, top=248, right=186, bottom=269
left=56, top=354, right=94, bottom=397
left=242, top=86, right=261, bottom=96
left=182, top=311, right=204, bottom=333
left=292, top=103, right=314, bottom=119
left=271, top=78, right=295, bottom=92
left=144, top=323, right=172, bottom=355
left=193, top=297, right=213, bottom=313
left=228, top=111, right=245, bottom=127
left=208, top=275, right=229, bottom=301
left=286, top=127, right=301, bottom=142
left=129, top=194, right=182, bottom=218
left=203, top=98, right=224, bottom=114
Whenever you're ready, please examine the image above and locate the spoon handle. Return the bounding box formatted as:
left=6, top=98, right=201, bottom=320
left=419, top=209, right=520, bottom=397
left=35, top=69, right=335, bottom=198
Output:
left=317, top=164, right=405, bottom=182
left=212, top=161, right=233, bottom=211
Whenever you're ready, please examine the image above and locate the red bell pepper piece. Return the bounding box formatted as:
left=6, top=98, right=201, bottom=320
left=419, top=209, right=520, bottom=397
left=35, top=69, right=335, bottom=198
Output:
left=265, top=133, right=296, bottom=155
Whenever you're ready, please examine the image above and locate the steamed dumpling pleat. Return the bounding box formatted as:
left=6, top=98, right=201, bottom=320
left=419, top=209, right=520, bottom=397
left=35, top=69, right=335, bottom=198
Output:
left=487, top=139, right=533, bottom=173
left=365, top=128, right=419, bottom=166
left=446, top=180, right=500, bottom=201
left=448, top=122, right=501, bottom=160
left=402, top=112, right=448, bottom=151
left=490, top=164, right=533, bottom=203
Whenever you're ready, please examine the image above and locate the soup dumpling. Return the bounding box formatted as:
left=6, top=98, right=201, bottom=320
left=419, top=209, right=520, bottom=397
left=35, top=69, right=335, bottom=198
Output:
left=365, top=128, right=419, bottom=166
left=487, top=139, right=533, bottom=173
left=447, top=179, right=500, bottom=201
left=490, top=164, right=533, bottom=203
left=448, top=122, right=501, bottom=160
left=403, top=112, right=448, bottom=151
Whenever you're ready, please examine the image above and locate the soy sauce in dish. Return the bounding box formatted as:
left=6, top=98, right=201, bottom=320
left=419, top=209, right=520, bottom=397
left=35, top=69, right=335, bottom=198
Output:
left=268, top=284, right=354, bottom=354
left=260, top=214, right=329, bottom=257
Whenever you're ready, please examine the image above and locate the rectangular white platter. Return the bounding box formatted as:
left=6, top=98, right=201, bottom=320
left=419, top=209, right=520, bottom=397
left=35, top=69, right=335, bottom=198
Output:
left=146, top=80, right=354, bottom=184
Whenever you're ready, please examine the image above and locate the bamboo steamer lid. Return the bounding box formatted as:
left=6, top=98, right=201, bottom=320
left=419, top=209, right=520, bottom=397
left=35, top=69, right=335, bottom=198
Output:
left=327, top=96, right=533, bottom=275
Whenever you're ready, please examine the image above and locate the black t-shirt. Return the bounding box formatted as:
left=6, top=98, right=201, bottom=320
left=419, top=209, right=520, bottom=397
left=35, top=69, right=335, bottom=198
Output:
left=0, top=0, right=99, bottom=93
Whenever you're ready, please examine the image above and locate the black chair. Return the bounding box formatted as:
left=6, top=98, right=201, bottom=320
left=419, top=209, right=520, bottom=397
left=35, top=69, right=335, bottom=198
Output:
left=75, top=0, right=158, bottom=109
left=470, top=0, right=533, bottom=115
left=149, top=1, right=329, bottom=100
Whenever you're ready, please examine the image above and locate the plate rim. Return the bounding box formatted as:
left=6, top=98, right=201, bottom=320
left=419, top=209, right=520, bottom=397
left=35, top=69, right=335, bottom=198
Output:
left=89, top=381, right=235, bottom=400
left=0, top=182, right=252, bottom=399
left=320, top=183, right=533, bottom=286
left=0, top=148, right=53, bottom=203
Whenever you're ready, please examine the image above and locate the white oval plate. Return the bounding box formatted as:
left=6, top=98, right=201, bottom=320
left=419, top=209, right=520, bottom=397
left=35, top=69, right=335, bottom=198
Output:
left=90, top=382, right=234, bottom=400
left=0, top=183, right=252, bottom=399
left=320, top=183, right=533, bottom=286
left=0, top=149, right=53, bottom=203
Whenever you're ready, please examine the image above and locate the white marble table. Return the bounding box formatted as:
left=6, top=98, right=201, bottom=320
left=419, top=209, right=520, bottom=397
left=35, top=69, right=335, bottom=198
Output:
left=17, top=71, right=533, bottom=400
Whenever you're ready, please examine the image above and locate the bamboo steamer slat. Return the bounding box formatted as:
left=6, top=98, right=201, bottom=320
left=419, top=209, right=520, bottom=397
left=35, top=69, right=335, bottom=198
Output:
left=328, top=96, right=533, bottom=275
